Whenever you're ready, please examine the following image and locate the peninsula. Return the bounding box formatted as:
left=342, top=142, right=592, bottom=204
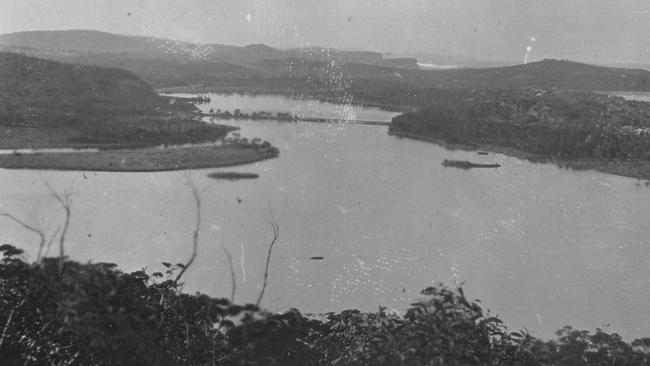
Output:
left=0, top=52, right=277, bottom=171
left=389, top=88, right=650, bottom=179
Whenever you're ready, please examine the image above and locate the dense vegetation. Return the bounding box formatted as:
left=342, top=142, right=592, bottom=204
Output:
left=0, top=52, right=162, bottom=118
left=390, top=89, right=650, bottom=161
left=2, top=244, right=650, bottom=365
left=207, top=108, right=300, bottom=122
left=0, top=52, right=236, bottom=148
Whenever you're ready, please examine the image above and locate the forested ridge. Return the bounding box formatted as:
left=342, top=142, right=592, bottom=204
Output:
left=390, top=89, right=650, bottom=162
left=0, top=52, right=236, bottom=148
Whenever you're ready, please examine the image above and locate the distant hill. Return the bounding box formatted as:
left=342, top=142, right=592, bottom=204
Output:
left=0, top=30, right=422, bottom=90
left=0, top=51, right=161, bottom=119
left=417, top=59, right=650, bottom=91
left=0, top=29, right=417, bottom=68
left=335, top=59, right=650, bottom=92
left=3, top=30, right=650, bottom=97
left=0, top=52, right=240, bottom=149
left=0, top=30, right=207, bottom=60
left=47, top=53, right=259, bottom=88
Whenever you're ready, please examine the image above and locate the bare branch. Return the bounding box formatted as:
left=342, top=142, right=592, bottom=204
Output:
left=43, top=226, right=61, bottom=259
left=220, top=244, right=237, bottom=303
left=175, top=171, right=201, bottom=283
left=44, top=181, right=73, bottom=274
left=265, top=196, right=288, bottom=224
left=0, top=210, right=46, bottom=262
left=256, top=202, right=284, bottom=307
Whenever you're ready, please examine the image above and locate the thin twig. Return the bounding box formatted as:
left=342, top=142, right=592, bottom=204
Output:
left=0, top=211, right=45, bottom=262
left=220, top=244, right=236, bottom=303
left=43, top=226, right=61, bottom=259
left=175, top=172, right=201, bottom=283
left=256, top=200, right=286, bottom=307
left=44, top=181, right=73, bottom=274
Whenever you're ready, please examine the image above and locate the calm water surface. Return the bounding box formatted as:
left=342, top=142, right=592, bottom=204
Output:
left=2, top=93, right=650, bottom=340
left=167, top=92, right=395, bottom=122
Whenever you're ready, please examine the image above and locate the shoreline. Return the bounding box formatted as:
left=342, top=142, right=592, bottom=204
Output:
left=0, top=121, right=239, bottom=151
left=0, top=144, right=278, bottom=172
left=388, top=130, right=650, bottom=180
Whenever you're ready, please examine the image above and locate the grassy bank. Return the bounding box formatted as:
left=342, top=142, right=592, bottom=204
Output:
left=0, top=143, right=278, bottom=172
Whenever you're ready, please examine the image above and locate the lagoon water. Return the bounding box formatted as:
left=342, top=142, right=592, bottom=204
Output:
left=166, top=93, right=396, bottom=122
left=2, top=93, right=650, bottom=340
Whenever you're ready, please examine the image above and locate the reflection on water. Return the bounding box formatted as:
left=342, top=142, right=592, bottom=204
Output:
left=1, top=94, right=650, bottom=341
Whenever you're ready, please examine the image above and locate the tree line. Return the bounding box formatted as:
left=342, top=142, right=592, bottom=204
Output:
left=2, top=245, right=650, bottom=365
left=390, top=89, right=650, bottom=161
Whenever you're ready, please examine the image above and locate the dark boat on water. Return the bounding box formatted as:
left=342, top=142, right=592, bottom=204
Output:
left=442, top=159, right=500, bottom=169
left=207, top=172, right=259, bottom=180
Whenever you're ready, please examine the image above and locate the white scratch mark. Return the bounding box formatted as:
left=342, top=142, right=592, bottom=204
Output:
left=524, top=46, right=533, bottom=64
left=240, top=241, right=247, bottom=282
left=524, top=36, right=537, bottom=64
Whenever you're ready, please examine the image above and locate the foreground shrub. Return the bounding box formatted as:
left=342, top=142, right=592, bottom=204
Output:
left=2, top=244, right=650, bottom=365
left=0, top=245, right=233, bottom=365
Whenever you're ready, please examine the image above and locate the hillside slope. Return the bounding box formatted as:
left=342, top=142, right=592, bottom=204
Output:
left=388, top=88, right=650, bottom=179
left=338, top=59, right=650, bottom=91
left=414, top=59, right=650, bottom=91
left=0, top=30, right=201, bottom=59
left=0, top=52, right=237, bottom=149
left=3, top=30, right=650, bottom=104
left=0, top=30, right=417, bottom=68
left=0, top=51, right=161, bottom=119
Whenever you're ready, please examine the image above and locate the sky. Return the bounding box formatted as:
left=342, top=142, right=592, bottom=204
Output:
left=1, top=0, right=649, bottom=64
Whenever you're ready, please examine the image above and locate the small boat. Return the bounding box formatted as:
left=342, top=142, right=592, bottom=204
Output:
left=207, top=172, right=259, bottom=180
left=477, top=151, right=489, bottom=155
left=310, top=256, right=324, bottom=260
left=442, top=159, right=500, bottom=169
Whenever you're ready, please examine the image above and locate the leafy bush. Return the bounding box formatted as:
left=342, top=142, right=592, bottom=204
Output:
left=3, top=244, right=650, bottom=365
left=0, top=245, right=233, bottom=365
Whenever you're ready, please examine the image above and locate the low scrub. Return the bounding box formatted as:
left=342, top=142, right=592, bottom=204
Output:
left=1, top=244, right=649, bottom=365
